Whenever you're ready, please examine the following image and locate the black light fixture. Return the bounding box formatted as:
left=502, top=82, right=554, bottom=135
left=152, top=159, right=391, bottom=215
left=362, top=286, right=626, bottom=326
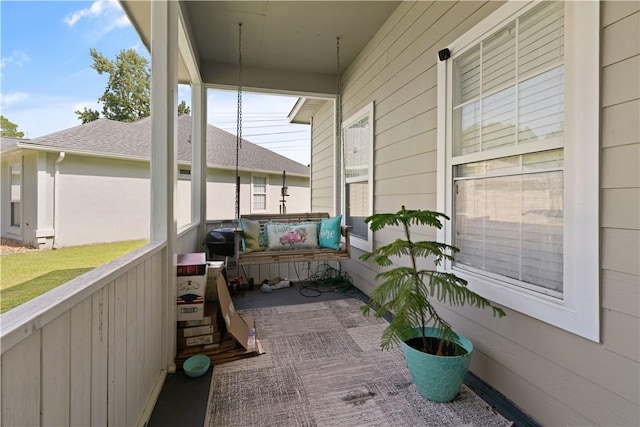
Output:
left=438, top=48, right=451, bottom=61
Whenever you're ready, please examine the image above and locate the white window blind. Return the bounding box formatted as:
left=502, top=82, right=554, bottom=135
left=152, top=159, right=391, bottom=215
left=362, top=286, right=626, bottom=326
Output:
left=453, top=1, right=564, bottom=157
left=438, top=0, right=600, bottom=340
left=451, top=1, right=565, bottom=297
left=10, top=162, right=21, bottom=228
left=454, top=150, right=564, bottom=296
left=344, top=117, right=370, bottom=240
left=342, top=102, right=374, bottom=250
left=252, top=176, right=267, bottom=211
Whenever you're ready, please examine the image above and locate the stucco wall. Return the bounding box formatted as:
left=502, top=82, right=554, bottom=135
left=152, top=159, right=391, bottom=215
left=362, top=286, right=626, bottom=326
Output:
left=204, top=168, right=310, bottom=221
left=312, top=1, right=639, bottom=425
left=56, top=155, right=151, bottom=247
left=2, top=150, right=309, bottom=248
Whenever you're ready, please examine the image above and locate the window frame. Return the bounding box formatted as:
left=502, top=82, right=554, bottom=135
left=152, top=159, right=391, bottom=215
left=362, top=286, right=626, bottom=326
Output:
left=251, top=174, right=268, bottom=213
left=9, top=159, right=23, bottom=232
left=437, top=0, right=600, bottom=341
left=341, top=102, right=375, bottom=252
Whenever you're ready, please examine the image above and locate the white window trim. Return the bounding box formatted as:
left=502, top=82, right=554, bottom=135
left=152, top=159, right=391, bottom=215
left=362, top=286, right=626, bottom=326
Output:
left=342, top=101, right=374, bottom=252
left=437, top=1, right=600, bottom=342
left=8, top=158, right=23, bottom=235
left=251, top=174, right=268, bottom=213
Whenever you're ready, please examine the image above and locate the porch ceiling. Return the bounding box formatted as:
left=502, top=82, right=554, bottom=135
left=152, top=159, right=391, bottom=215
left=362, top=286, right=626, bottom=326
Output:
left=120, top=1, right=400, bottom=95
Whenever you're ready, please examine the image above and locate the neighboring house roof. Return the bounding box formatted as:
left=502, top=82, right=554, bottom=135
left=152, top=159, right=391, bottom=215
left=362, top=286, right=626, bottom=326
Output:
left=2, top=116, right=309, bottom=176
left=0, top=136, right=29, bottom=153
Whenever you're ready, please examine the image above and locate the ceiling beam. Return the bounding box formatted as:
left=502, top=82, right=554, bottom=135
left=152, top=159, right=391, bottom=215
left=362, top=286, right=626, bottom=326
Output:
left=201, top=62, right=337, bottom=97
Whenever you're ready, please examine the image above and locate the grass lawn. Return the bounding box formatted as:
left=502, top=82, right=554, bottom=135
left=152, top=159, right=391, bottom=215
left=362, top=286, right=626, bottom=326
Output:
left=1, top=239, right=148, bottom=314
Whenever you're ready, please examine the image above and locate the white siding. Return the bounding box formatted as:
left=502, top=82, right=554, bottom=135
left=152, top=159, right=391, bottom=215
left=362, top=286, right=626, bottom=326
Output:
left=1, top=243, right=167, bottom=427
left=311, top=1, right=639, bottom=425
left=310, top=100, right=337, bottom=214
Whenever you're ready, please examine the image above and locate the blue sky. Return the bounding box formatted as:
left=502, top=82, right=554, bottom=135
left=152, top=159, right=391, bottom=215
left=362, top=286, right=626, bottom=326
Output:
left=0, top=0, right=311, bottom=165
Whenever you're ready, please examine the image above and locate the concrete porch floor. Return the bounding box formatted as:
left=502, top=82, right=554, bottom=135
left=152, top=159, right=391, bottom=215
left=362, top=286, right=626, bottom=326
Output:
left=148, top=282, right=540, bottom=427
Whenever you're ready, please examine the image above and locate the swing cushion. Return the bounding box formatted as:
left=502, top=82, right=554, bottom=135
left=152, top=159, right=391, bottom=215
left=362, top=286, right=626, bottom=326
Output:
left=319, top=215, right=343, bottom=250
left=265, top=222, right=319, bottom=250
left=239, top=218, right=265, bottom=253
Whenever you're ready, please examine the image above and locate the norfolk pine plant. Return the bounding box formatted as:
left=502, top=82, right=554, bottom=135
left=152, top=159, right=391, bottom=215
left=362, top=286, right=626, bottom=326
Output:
left=360, top=206, right=506, bottom=356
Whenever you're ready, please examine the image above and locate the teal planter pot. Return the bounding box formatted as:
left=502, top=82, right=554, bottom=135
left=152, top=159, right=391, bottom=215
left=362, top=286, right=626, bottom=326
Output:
left=401, top=327, right=473, bottom=402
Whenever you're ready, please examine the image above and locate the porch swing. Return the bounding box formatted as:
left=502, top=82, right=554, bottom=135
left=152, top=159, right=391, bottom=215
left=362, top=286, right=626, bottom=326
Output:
left=231, top=29, right=352, bottom=266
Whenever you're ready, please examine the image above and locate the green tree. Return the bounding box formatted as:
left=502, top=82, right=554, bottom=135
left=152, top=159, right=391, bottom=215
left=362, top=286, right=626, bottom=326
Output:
left=0, top=116, right=25, bottom=137
left=76, top=48, right=150, bottom=123
left=77, top=48, right=190, bottom=123
left=75, top=108, right=101, bottom=124
left=178, top=100, right=190, bottom=116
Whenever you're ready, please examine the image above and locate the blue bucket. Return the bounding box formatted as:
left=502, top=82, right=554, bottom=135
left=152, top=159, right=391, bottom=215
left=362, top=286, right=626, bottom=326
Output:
left=400, top=327, right=473, bottom=402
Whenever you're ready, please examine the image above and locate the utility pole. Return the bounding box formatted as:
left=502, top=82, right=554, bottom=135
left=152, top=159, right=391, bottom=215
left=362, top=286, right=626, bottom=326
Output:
left=279, top=170, right=288, bottom=214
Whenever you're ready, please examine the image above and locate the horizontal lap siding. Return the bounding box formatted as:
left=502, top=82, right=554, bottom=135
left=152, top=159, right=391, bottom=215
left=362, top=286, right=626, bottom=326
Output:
left=601, top=8, right=640, bottom=423
left=0, top=248, right=165, bottom=426
left=332, top=1, right=639, bottom=425
left=311, top=101, right=335, bottom=214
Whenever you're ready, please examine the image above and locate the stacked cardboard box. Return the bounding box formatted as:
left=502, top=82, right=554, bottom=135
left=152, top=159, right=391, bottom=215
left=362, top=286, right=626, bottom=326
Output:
left=176, top=253, right=208, bottom=321
left=175, top=262, right=264, bottom=368
left=177, top=304, right=222, bottom=350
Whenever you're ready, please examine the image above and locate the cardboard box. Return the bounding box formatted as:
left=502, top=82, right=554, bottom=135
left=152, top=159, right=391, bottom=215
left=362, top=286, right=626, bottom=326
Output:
left=178, top=324, right=217, bottom=339
left=176, top=273, right=207, bottom=321
left=178, top=303, right=219, bottom=328
left=177, top=252, right=207, bottom=276
left=176, top=253, right=208, bottom=321
left=174, top=269, right=264, bottom=368
left=216, top=273, right=253, bottom=350
left=205, top=261, right=225, bottom=301
left=177, top=332, right=222, bottom=349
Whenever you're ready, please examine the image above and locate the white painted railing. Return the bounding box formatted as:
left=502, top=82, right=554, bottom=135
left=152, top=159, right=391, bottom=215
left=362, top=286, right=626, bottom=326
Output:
left=1, top=241, right=169, bottom=427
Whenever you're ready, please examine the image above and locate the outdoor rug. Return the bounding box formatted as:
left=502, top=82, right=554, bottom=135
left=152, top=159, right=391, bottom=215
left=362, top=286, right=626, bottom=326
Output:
left=205, top=298, right=513, bottom=427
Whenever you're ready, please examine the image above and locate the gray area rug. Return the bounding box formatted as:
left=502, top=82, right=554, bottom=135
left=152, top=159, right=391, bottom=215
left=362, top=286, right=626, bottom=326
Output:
left=205, top=298, right=513, bottom=427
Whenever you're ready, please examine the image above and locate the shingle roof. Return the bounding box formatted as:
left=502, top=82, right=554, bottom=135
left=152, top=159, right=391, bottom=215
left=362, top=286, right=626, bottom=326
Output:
left=11, top=116, right=309, bottom=176
left=0, top=136, right=28, bottom=152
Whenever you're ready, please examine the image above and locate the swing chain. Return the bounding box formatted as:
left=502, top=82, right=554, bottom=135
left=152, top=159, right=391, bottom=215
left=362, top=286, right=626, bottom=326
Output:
left=235, top=22, right=243, bottom=220
left=336, top=37, right=344, bottom=215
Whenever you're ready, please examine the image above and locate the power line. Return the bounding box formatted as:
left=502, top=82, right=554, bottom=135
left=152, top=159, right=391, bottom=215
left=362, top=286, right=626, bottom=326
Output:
left=249, top=137, right=310, bottom=144
left=236, top=130, right=308, bottom=137
left=221, top=122, right=309, bottom=130
left=212, top=118, right=292, bottom=125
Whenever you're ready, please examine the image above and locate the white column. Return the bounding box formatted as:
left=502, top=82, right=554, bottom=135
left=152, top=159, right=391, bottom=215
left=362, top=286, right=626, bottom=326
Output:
left=150, top=0, right=179, bottom=371
left=191, top=83, right=207, bottom=241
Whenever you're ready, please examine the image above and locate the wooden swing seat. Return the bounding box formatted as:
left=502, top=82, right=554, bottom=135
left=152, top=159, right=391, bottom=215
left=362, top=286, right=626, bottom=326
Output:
left=234, top=212, right=352, bottom=265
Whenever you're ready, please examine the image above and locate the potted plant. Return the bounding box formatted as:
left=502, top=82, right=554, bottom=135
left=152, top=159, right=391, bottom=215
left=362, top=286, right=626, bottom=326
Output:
left=360, top=206, right=506, bottom=402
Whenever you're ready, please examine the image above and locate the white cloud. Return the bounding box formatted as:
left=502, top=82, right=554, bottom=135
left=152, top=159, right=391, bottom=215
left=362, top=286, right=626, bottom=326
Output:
left=0, top=51, right=31, bottom=71
left=64, top=0, right=129, bottom=32
left=65, top=0, right=110, bottom=27
left=0, top=92, right=29, bottom=108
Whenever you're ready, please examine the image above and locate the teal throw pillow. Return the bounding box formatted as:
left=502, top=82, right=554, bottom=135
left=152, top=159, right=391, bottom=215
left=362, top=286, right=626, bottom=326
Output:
left=319, top=215, right=342, bottom=250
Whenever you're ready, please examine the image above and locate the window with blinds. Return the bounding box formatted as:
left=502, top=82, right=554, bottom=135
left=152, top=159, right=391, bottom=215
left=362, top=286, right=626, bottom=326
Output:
left=252, top=176, right=267, bottom=211
left=342, top=102, right=374, bottom=250
left=10, top=162, right=22, bottom=228
left=438, top=0, right=599, bottom=340
left=451, top=1, right=565, bottom=297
